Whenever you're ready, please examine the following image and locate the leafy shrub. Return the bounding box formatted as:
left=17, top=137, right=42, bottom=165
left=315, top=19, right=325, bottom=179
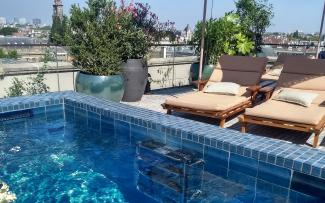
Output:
left=67, top=0, right=125, bottom=76
left=6, top=50, right=19, bottom=59
left=192, top=13, right=254, bottom=64
left=5, top=77, right=25, bottom=97
left=5, top=55, right=50, bottom=97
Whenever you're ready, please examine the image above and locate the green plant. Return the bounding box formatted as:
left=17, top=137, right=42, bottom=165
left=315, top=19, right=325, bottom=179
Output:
left=5, top=53, right=50, bottom=98
left=192, top=13, right=254, bottom=64
left=67, top=0, right=124, bottom=76
left=25, top=68, right=49, bottom=95
left=0, top=48, right=6, bottom=58
left=6, top=50, right=19, bottom=59
left=0, top=27, right=18, bottom=36
left=117, top=6, right=149, bottom=60
left=235, top=0, right=273, bottom=52
left=5, top=77, right=25, bottom=97
left=49, top=16, right=68, bottom=45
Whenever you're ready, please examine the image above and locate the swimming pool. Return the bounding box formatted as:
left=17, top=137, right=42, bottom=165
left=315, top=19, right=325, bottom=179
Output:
left=0, top=92, right=324, bottom=202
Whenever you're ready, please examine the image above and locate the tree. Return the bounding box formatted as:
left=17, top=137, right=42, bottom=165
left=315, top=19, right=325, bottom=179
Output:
left=0, top=27, right=18, bottom=36
left=49, top=16, right=68, bottom=45
left=235, top=0, right=273, bottom=52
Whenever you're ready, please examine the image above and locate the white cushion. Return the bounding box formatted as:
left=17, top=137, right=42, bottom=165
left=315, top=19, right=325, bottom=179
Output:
left=204, top=82, right=240, bottom=95
left=273, top=89, right=318, bottom=107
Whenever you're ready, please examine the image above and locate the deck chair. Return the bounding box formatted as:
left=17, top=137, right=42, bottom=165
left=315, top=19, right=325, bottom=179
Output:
left=262, top=55, right=307, bottom=82
left=240, top=57, right=325, bottom=148
left=162, top=55, right=268, bottom=127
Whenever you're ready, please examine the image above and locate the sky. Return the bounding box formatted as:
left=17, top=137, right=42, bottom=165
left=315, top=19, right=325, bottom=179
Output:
left=0, top=0, right=324, bottom=33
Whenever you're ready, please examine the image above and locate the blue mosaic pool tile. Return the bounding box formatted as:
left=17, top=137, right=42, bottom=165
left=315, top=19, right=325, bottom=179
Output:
left=229, top=153, right=258, bottom=178
left=256, top=179, right=289, bottom=200
left=289, top=190, right=321, bottom=203
left=204, top=146, right=229, bottom=178
left=228, top=169, right=256, bottom=187
left=258, top=161, right=292, bottom=188
left=291, top=171, right=325, bottom=199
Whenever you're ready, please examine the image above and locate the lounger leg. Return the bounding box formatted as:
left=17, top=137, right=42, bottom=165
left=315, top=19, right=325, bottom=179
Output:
left=241, top=122, right=247, bottom=133
left=313, top=130, right=320, bottom=148
left=219, top=119, right=226, bottom=128
left=238, top=115, right=247, bottom=133
left=167, top=109, right=172, bottom=115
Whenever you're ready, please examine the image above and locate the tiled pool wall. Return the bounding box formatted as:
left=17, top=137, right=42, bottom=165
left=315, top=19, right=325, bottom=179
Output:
left=1, top=91, right=325, bottom=200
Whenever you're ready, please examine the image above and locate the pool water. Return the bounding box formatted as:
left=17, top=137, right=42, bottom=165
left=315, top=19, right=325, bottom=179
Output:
left=0, top=106, right=323, bottom=203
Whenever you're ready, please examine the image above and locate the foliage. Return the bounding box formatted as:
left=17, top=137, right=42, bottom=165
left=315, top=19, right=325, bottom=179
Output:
left=0, top=27, right=18, bottom=36
left=6, top=50, right=19, bottom=59
left=125, top=2, right=177, bottom=43
left=0, top=49, right=20, bottom=59
left=5, top=77, right=25, bottom=97
left=0, top=48, right=5, bottom=58
left=192, top=13, right=254, bottom=64
left=66, top=0, right=124, bottom=76
left=118, top=3, right=150, bottom=60
left=5, top=52, right=50, bottom=97
left=25, top=65, right=50, bottom=95
left=235, top=0, right=273, bottom=52
left=49, top=16, right=68, bottom=45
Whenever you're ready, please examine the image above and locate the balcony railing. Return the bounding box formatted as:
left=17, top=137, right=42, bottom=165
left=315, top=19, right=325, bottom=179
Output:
left=0, top=44, right=198, bottom=98
left=0, top=43, right=324, bottom=98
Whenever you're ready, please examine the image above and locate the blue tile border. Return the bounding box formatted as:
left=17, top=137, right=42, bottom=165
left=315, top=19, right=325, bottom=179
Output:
left=1, top=90, right=325, bottom=184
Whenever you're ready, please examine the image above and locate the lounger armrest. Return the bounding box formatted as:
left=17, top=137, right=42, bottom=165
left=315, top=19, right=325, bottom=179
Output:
left=246, top=85, right=261, bottom=93
left=246, top=85, right=261, bottom=101
left=192, top=80, right=209, bottom=91
left=259, top=83, right=277, bottom=100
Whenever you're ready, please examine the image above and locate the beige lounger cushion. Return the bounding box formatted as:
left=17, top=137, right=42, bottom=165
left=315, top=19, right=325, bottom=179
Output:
left=245, top=100, right=325, bottom=125
left=273, top=89, right=318, bottom=107
left=165, top=92, right=249, bottom=111
left=204, top=82, right=240, bottom=95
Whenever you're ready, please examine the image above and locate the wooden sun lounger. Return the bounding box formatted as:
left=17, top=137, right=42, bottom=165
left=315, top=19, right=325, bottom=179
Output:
left=162, top=55, right=268, bottom=127
left=240, top=57, right=325, bottom=148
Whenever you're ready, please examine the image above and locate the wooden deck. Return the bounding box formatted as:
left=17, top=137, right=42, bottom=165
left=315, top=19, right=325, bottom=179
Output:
left=122, top=86, right=325, bottom=151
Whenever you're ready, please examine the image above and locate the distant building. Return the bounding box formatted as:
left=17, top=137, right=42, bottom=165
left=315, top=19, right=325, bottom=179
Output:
left=18, top=18, right=27, bottom=25
left=13, top=17, right=19, bottom=24
left=181, top=24, right=192, bottom=43
left=0, top=17, right=6, bottom=25
left=33, top=18, right=42, bottom=26
left=53, top=0, right=64, bottom=21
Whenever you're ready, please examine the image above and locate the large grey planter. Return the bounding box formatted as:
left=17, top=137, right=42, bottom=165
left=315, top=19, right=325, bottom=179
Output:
left=122, top=59, right=148, bottom=102
left=76, top=72, right=124, bottom=102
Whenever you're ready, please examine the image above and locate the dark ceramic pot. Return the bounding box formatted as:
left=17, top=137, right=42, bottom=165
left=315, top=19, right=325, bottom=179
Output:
left=75, top=72, right=124, bottom=102
left=122, top=59, right=148, bottom=102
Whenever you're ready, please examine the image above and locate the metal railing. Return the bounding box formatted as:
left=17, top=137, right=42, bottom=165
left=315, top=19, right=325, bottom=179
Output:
left=0, top=44, right=199, bottom=97
left=0, top=42, right=324, bottom=98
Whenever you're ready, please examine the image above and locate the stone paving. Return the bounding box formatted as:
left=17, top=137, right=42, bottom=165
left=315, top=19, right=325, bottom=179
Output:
left=123, top=86, right=325, bottom=151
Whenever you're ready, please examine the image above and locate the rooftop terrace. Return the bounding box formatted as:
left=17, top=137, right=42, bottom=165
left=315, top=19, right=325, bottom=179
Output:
left=123, top=86, right=325, bottom=151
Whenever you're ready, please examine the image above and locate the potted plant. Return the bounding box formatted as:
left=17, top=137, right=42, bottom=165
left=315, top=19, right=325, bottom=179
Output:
left=191, top=13, right=255, bottom=85
left=118, top=2, right=177, bottom=101
left=67, top=0, right=125, bottom=102
left=118, top=2, right=150, bottom=102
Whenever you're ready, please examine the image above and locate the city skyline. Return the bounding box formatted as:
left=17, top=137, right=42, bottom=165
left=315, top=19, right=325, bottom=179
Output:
left=0, top=0, right=324, bottom=33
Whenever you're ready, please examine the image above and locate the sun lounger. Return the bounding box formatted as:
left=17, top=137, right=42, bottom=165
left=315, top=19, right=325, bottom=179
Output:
left=240, top=57, right=325, bottom=147
left=162, top=55, right=268, bottom=127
